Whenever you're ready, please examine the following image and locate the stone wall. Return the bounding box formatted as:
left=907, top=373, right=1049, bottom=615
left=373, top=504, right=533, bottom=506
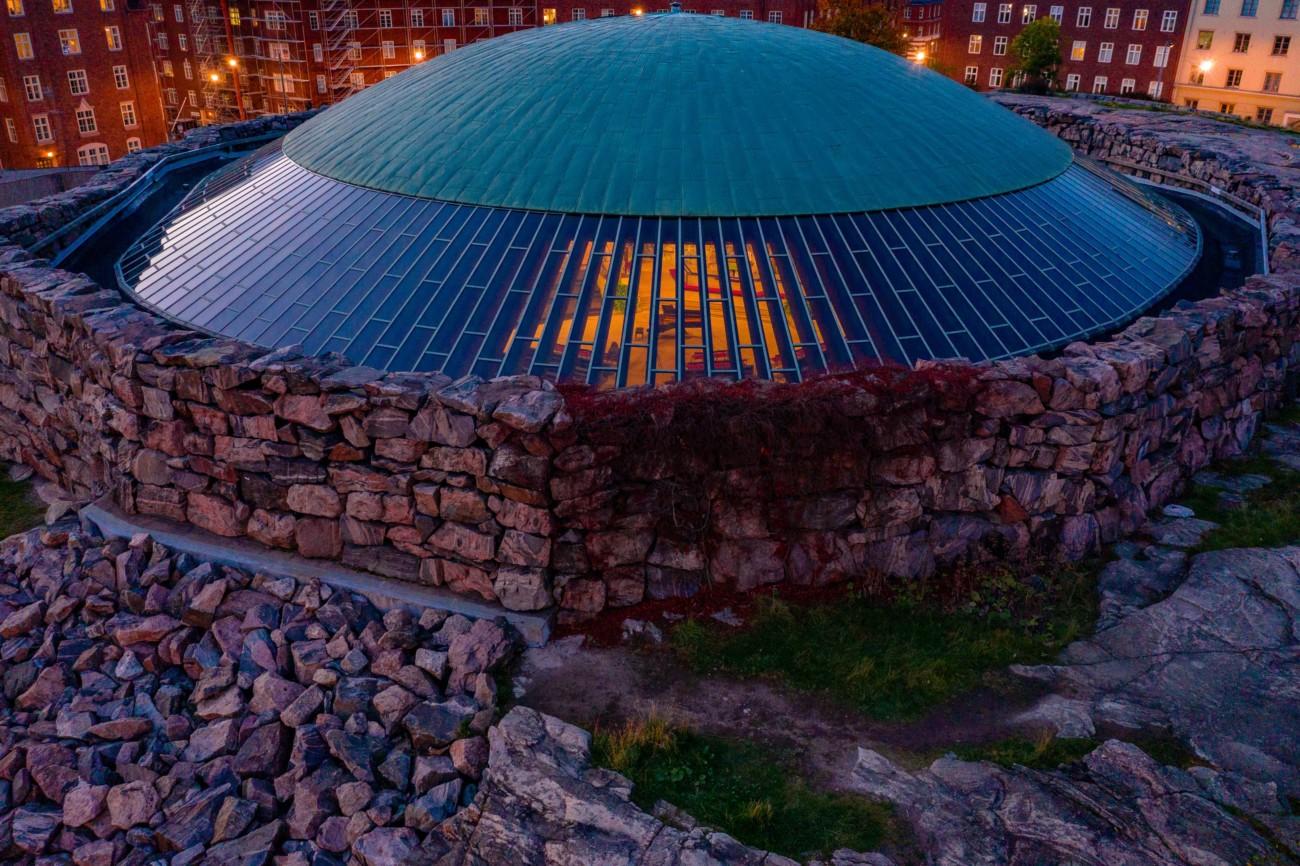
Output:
left=0, top=97, right=1298, bottom=623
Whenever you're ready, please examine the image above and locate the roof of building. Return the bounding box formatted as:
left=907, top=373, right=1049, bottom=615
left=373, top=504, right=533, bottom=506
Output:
left=282, top=12, right=1072, bottom=217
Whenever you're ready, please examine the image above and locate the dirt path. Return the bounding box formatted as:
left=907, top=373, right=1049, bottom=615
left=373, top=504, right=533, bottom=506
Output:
left=513, top=635, right=1051, bottom=788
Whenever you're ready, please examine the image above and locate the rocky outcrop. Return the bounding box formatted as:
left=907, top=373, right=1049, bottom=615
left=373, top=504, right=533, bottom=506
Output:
left=0, top=522, right=515, bottom=865
left=420, top=706, right=809, bottom=866
left=849, top=740, right=1285, bottom=866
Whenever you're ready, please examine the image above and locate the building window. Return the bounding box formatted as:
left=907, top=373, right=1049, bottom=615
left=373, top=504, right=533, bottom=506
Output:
left=603, top=7, right=616, bottom=15
left=1203, top=0, right=1219, bottom=13
left=1196, top=29, right=1213, bottom=48
left=972, top=2, right=986, bottom=20
left=1076, top=5, right=1091, bottom=25
left=120, top=100, right=136, bottom=127
left=104, top=25, right=122, bottom=50
left=228, top=6, right=237, bottom=23
left=182, top=59, right=191, bottom=78
left=569, top=7, right=582, bottom=19
left=382, top=40, right=395, bottom=58
left=1240, top=0, right=1256, bottom=14
left=266, top=10, right=284, bottom=29
left=1282, top=0, right=1298, bottom=18
left=1154, top=44, right=1170, bottom=66
left=474, top=6, right=488, bottom=23
left=1148, top=79, right=1163, bottom=97
left=1131, top=8, right=1146, bottom=28
left=1021, top=3, right=1035, bottom=23
left=22, top=75, right=42, bottom=101
left=512, top=6, right=525, bottom=23
left=101, top=0, right=113, bottom=10
left=164, top=87, right=176, bottom=104
left=1049, top=4, right=1062, bottom=21
left=1125, top=43, right=1141, bottom=63
left=348, top=41, right=360, bottom=60
left=1256, top=106, right=1274, bottom=122
left=77, top=143, right=109, bottom=165
left=350, top=71, right=364, bottom=88
left=33, top=113, right=52, bottom=141
left=1263, top=70, right=1282, bottom=90
left=964, top=65, right=978, bottom=84
left=344, top=10, right=357, bottom=27
left=409, top=8, right=422, bottom=25
left=997, top=3, right=1011, bottom=22
left=67, top=69, right=89, bottom=94
left=126, top=136, right=140, bottom=152
left=1098, top=41, right=1113, bottom=61
left=541, top=7, right=555, bottom=23
left=316, top=74, right=326, bottom=93
left=56, top=28, right=81, bottom=54
left=994, top=35, right=1008, bottom=54
left=1274, top=34, right=1291, bottom=54
left=1225, top=67, right=1243, bottom=86
left=1092, top=74, right=1108, bottom=92
left=308, top=9, right=318, bottom=27
left=161, top=60, right=172, bottom=76
left=1070, top=39, right=1086, bottom=59
left=1066, top=72, right=1081, bottom=89
left=14, top=33, right=34, bottom=59
left=441, top=7, right=454, bottom=25
left=412, top=37, right=425, bottom=54
left=989, top=67, right=1004, bottom=86
left=7, top=0, right=23, bottom=14
left=271, top=74, right=294, bottom=93
left=76, top=105, right=96, bottom=133
left=269, top=41, right=290, bottom=61
left=1233, top=31, right=1251, bottom=51
left=767, top=9, right=781, bottom=21
left=113, top=64, right=128, bottom=88
left=0, top=79, right=7, bottom=102
left=4, top=119, right=16, bottom=143
left=1103, top=7, right=1118, bottom=27
left=379, top=8, right=392, bottom=26
left=1160, top=9, right=1176, bottom=30
left=969, top=34, right=983, bottom=53
left=1120, top=77, right=1135, bottom=92
left=177, top=33, right=187, bottom=50
left=52, top=0, right=71, bottom=12
left=1219, top=101, right=1234, bottom=112
left=313, top=43, right=322, bottom=61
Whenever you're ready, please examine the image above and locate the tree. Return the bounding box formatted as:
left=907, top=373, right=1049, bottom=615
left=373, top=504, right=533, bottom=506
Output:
left=1009, top=17, right=1062, bottom=91
left=813, top=0, right=908, bottom=54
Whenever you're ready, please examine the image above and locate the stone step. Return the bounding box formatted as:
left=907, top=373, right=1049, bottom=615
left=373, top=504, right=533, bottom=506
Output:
left=80, top=498, right=552, bottom=646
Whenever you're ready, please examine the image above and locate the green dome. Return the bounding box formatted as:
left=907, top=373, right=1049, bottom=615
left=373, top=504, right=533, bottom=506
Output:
left=283, top=13, right=1072, bottom=217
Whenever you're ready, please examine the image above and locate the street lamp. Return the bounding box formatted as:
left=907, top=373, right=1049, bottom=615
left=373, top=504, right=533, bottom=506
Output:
left=413, top=49, right=425, bottom=60
left=227, top=56, right=238, bottom=68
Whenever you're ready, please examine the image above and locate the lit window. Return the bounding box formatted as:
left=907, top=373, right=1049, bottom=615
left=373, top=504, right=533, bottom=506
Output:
left=14, top=33, right=34, bottom=59
left=113, top=64, right=128, bottom=88
left=6, top=0, right=23, bottom=14
left=413, top=37, right=425, bottom=54
left=126, top=136, right=141, bottom=152
left=1021, top=3, right=1035, bottom=22
left=1098, top=41, right=1113, bottom=62
left=76, top=104, right=96, bottom=133
left=67, top=69, right=89, bottom=95
left=1102, top=7, right=1118, bottom=28
left=964, top=65, right=978, bottom=84
left=1233, top=32, right=1250, bottom=52
left=473, top=6, right=488, bottom=24
left=972, top=2, right=985, bottom=21
left=1225, top=67, right=1243, bottom=86
left=1160, top=10, right=1177, bottom=30
left=1240, top=0, right=1257, bottom=14
left=228, top=6, right=238, bottom=23
left=23, top=74, right=42, bottom=101
left=161, top=60, right=172, bottom=76
left=996, top=3, right=1011, bottom=22
left=969, top=34, right=983, bottom=53
left=57, top=28, right=80, bottom=54
left=120, top=100, right=136, bottom=127
left=1131, top=8, right=1146, bottom=28
left=1263, top=70, right=1282, bottom=90
left=1070, top=39, right=1086, bottom=59
left=33, top=113, right=52, bottom=141
left=1092, top=74, right=1108, bottom=92
left=993, top=35, right=1007, bottom=54
left=1256, top=106, right=1274, bottom=122
left=52, top=0, right=71, bottom=12
left=105, top=25, right=122, bottom=49
left=1125, top=43, right=1141, bottom=63
left=77, top=143, right=109, bottom=165
left=1274, top=35, right=1291, bottom=55
left=1196, top=30, right=1213, bottom=49
left=1076, top=6, right=1091, bottom=25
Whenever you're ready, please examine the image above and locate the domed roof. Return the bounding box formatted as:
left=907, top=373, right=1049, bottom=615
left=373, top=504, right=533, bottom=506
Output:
left=282, top=13, right=1072, bottom=217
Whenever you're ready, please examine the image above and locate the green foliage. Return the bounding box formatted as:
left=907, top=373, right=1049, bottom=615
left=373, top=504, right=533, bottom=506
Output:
left=812, top=0, right=908, bottom=54
left=671, top=561, right=1097, bottom=720
left=1177, top=455, right=1300, bottom=552
left=592, top=718, right=899, bottom=859
left=948, top=730, right=1202, bottom=770
left=0, top=476, right=43, bottom=540
left=1009, top=17, right=1062, bottom=88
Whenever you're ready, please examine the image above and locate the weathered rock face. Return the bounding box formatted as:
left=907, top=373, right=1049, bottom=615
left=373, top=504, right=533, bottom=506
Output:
left=0, top=523, right=516, bottom=865
left=3, top=100, right=1300, bottom=623
left=419, top=706, right=804, bottom=866
left=849, top=741, right=1282, bottom=866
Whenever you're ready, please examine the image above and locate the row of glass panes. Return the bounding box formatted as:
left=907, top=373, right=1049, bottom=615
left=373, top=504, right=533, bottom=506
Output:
left=120, top=152, right=1198, bottom=388
left=970, top=2, right=1180, bottom=29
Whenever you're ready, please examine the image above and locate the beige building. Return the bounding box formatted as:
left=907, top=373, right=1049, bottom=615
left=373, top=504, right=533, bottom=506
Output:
left=1174, top=0, right=1300, bottom=127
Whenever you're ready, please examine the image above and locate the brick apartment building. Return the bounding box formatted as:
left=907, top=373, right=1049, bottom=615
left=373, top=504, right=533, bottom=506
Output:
left=0, top=0, right=167, bottom=168
left=934, top=0, right=1190, bottom=98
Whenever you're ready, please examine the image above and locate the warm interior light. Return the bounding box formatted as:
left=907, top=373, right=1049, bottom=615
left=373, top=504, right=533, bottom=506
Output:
left=632, top=7, right=643, bottom=14
left=915, top=49, right=927, bottom=63
left=413, top=49, right=424, bottom=60
left=226, top=56, right=238, bottom=67
left=1198, top=59, right=1214, bottom=72
left=44, top=150, right=54, bottom=158
left=209, top=72, right=220, bottom=82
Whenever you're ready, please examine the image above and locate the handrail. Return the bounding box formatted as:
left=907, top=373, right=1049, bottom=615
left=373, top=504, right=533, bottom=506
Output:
left=32, top=131, right=283, bottom=266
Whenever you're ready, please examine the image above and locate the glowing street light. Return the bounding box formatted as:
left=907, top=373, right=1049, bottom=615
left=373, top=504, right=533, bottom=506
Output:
left=210, top=72, right=221, bottom=82
left=1198, top=59, right=1214, bottom=72
left=915, top=49, right=927, bottom=64
left=226, top=56, right=239, bottom=67
left=413, top=49, right=425, bottom=60
left=632, top=7, right=643, bottom=14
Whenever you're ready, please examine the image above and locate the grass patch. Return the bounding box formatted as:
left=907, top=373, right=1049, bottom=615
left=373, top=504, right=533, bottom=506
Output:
left=671, top=560, right=1098, bottom=721
left=593, top=717, right=898, bottom=859
left=947, top=730, right=1203, bottom=771
left=0, top=475, right=44, bottom=540
left=1177, top=453, right=1300, bottom=552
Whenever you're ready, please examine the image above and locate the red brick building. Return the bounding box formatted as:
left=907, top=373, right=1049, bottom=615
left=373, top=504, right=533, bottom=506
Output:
left=0, top=0, right=168, bottom=168
left=934, top=0, right=1190, bottom=98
